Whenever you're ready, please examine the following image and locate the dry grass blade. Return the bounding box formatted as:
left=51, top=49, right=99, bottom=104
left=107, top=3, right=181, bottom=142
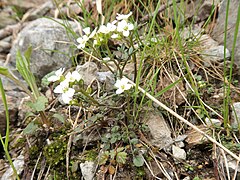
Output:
left=31, top=152, right=42, bottom=180
left=127, top=78, right=240, bottom=162
left=66, top=107, right=82, bottom=179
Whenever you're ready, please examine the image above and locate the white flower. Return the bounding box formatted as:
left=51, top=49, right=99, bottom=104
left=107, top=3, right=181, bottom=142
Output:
left=106, top=22, right=117, bottom=32
left=98, top=25, right=108, bottom=34
left=77, top=35, right=89, bottom=49
left=98, top=22, right=117, bottom=34
left=89, top=28, right=97, bottom=38
left=61, top=88, right=75, bottom=104
left=114, top=77, right=133, bottom=94
left=111, top=33, right=119, bottom=39
left=53, top=80, right=75, bottom=104
left=117, top=20, right=134, bottom=37
left=47, top=68, right=65, bottom=82
left=116, top=12, right=132, bottom=21
left=65, top=71, right=82, bottom=82
left=54, top=80, right=69, bottom=94
left=83, top=27, right=91, bottom=35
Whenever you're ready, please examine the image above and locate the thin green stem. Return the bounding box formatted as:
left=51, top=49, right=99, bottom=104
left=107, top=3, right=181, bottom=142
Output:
left=0, top=79, right=20, bottom=180
left=223, top=0, right=231, bottom=131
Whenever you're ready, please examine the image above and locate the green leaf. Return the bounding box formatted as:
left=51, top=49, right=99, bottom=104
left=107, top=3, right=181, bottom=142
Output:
left=155, top=77, right=183, bottom=98
left=109, top=149, right=116, bottom=159
left=41, top=71, right=56, bottom=87
left=116, top=151, right=127, bottom=164
left=52, top=113, right=65, bottom=123
left=133, top=155, right=144, bottom=167
left=24, top=46, right=32, bottom=64
left=0, top=66, right=10, bottom=76
left=99, top=151, right=109, bottom=165
left=23, top=121, right=39, bottom=135
left=130, top=138, right=139, bottom=145
left=116, top=147, right=124, bottom=152
left=110, top=136, right=117, bottom=144
left=27, top=96, right=48, bottom=111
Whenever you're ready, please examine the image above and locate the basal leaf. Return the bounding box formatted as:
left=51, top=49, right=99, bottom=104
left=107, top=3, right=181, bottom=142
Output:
left=23, top=121, right=39, bottom=135
left=52, top=113, right=65, bottom=123
left=27, top=96, right=48, bottom=111
left=133, top=155, right=144, bottom=167
left=116, top=151, right=127, bottom=164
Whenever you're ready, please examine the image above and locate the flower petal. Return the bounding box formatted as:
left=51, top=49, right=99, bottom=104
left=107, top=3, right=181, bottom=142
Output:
left=116, top=88, right=124, bottom=94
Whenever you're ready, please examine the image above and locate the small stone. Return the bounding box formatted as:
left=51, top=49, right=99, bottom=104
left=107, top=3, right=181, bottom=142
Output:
left=1, top=155, right=24, bottom=180
left=96, top=71, right=115, bottom=90
left=172, top=145, right=186, bottom=160
left=175, top=141, right=185, bottom=148
left=186, top=125, right=209, bottom=146
left=80, top=161, right=96, bottom=180
left=145, top=111, right=173, bottom=149
left=76, top=62, right=98, bottom=85
left=201, top=45, right=230, bottom=63
left=199, top=34, right=219, bottom=49
left=6, top=0, right=49, bottom=9
left=227, top=156, right=240, bottom=173
left=174, top=134, right=188, bottom=142
left=205, top=117, right=222, bottom=127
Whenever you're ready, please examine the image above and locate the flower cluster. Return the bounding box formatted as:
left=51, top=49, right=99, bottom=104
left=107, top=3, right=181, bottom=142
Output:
left=48, top=68, right=82, bottom=104
left=77, top=12, right=134, bottom=49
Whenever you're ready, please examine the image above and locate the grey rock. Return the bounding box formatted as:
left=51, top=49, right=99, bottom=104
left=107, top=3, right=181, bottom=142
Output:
left=10, top=18, right=78, bottom=79
left=175, top=141, right=185, bottom=148
left=198, top=0, right=220, bottom=21
left=181, top=26, right=203, bottom=40
left=6, top=0, right=50, bottom=9
left=212, top=0, right=240, bottom=66
left=199, top=34, right=219, bottom=49
left=80, top=161, right=96, bottom=180
left=174, top=134, right=188, bottom=142
left=145, top=111, right=173, bottom=149
left=96, top=71, right=115, bottom=90
left=76, top=62, right=98, bottom=85
left=227, top=156, right=240, bottom=173
left=205, top=117, right=222, bottom=126
left=172, top=145, right=186, bottom=160
left=201, top=45, right=231, bottom=65
left=231, top=102, right=240, bottom=128
left=1, top=154, right=24, bottom=180
left=184, top=0, right=219, bottom=22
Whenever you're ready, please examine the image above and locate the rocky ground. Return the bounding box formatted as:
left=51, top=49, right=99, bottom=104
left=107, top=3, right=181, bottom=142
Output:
left=0, top=0, right=240, bottom=179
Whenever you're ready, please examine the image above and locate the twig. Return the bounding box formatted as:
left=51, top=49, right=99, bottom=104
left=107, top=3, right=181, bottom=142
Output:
left=31, top=152, right=42, bottom=180
left=66, top=107, right=82, bottom=179
left=142, top=154, right=162, bottom=180
left=0, top=23, right=24, bottom=40
left=127, top=78, right=240, bottom=162
left=140, top=0, right=181, bottom=22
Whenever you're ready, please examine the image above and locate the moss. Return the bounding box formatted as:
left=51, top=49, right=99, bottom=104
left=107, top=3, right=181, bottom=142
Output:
left=43, top=139, right=67, bottom=166
left=84, top=149, right=98, bottom=161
